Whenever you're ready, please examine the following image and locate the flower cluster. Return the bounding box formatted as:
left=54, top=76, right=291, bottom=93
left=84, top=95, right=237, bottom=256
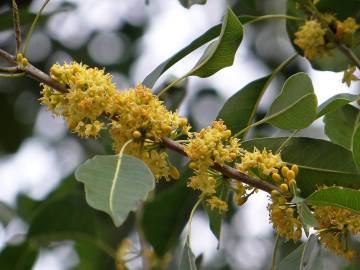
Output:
left=335, top=17, right=359, bottom=41
left=184, top=120, right=240, bottom=212
left=315, top=205, right=360, bottom=260
left=236, top=148, right=284, bottom=176
left=294, top=19, right=327, bottom=60
left=41, top=63, right=190, bottom=180
left=269, top=193, right=302, bottom=241
left=109, top=84, right=189, bottom=180
left=110, top=84, right=189, bottom=148
left=41, top=62, right=116, bottom=137
left=270, top=164, right=302, bottom=241
left=236, top=148, right=302, bottom=241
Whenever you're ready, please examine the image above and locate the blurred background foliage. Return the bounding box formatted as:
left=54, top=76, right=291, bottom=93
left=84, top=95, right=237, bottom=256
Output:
left=0, top=0, right=358, bottom=269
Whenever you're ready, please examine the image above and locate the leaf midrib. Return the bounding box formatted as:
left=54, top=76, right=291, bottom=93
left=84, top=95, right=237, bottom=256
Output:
left=263, top=93, right=314, bottom=123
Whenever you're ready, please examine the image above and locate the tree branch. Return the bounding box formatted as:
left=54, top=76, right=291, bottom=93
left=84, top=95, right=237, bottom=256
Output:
left=162, top=137, right=280, bottom=193
left=0, top=48, right=67, bottom=92
left=0, top=48, right=280, bottom=194
left=12, top=0, right=22, bottom=53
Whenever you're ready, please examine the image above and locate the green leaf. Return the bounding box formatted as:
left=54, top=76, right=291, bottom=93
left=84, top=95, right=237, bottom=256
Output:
left=143, top=8, right=242, bottom=88
left=300, top=234, right=321, bottom=270
left=180, top=241, right=197, bottom=270
left=27, top=193, right=117, bottom=258
left=305, top=187, right=360, bottom=214
left=0, top=241, right=38, bottom=270
left=278, top=235, right=321, bottom=270
left=297, top=203, right=318, bottom=236
left=278, top=242, right=305, bottom=270
left=241, top=137, right=360, bottom=196
left=204, top=181, right=229, bottom=241
left=188, top=8, right=243, bottom=78
left=317, top=93, right=358, bottom=118
left=264, top=73, right=317, bottom=130
left=142, top=169, right=198, bottom=256
left=323, top=104, right=360, bottom=150
left=142, top=25, right=220, bottom=87
left=352, top=124, right=360, bottom=170
left=142, top=14, right=284, bottom=88
left=28, top=194, right=98, bottom=241
left=217, top=76, right=271, bottom=137
left=0, top=201, right=15, bottom=226
left=75, top=154, right=155, bottom=227
left=178, top=0, right=207, bottom=8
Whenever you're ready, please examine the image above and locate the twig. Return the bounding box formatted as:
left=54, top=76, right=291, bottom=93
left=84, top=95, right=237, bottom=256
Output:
left=0, top=48, right=67, bottom=92
left=335, top=43, right=360, bottom=70
left=162, top=137, right=280, bottom=193
left=0, top=66, right=18, bottom=73
left=11, top=0, right=22, bottom=53
left=0, top=47, right=280, bottom=194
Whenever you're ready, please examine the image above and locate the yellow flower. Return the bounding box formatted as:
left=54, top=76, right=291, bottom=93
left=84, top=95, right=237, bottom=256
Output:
left=342, top=66, right=359, bottom=87
left=314, top=205, right=360, bottom=259
left=336, top=17, right=359, bottom=40
left=109, top=84, right=190, bottom=180
left=187, top=171, right=216, bottom=194
left=184, top=120, right=239, bottom=194
left=185, top=120, right=240, bottom=170
left=207, top=196, right=228, bottom=213
left=269, top=201, right=302, bottom=241
left=110, top=84, right=188, bottom=147
left=40, top=62, right=116, bottom=137
left=236, top=148, right=284, bottom=176
left=294, top=20, right=327, bottom=60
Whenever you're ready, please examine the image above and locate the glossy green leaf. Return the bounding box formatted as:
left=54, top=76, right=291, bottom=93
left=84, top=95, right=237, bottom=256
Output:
left=305, top=187, right=360, bottom=214
left=217, top=76, right=270, bottom=136
left=143, top=14, right=286, bottom=88
left=323, top=104, right=360, bottom=150
left=352, top=124, right=360, bottom=170
left=142, top=25, right=220, bottom=87
left=242, top=137, right=360, bottom=196
left=204, top=181, right=229, bottom=241
left=142, top=170, right=198, bottom=256
left=317, top=93, right=358, bottom=117
left=178, top=0, right=207, bottom=8
left=286, top=0, right=360, bottom=72
left=188, top=8, right=243, bottom=78
left=180, top=241, right=197, bottom=270
left=75, top=154, right=155, bottom=227
left=0, top=241, right=38, bottom=270
left=143, top=8, right=242, bottom=87
left=265, top=73, right=317, bottom=130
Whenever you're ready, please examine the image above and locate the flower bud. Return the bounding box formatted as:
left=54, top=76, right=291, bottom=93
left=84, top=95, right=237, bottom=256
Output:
left=280, top=183, right=289, bottom=193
